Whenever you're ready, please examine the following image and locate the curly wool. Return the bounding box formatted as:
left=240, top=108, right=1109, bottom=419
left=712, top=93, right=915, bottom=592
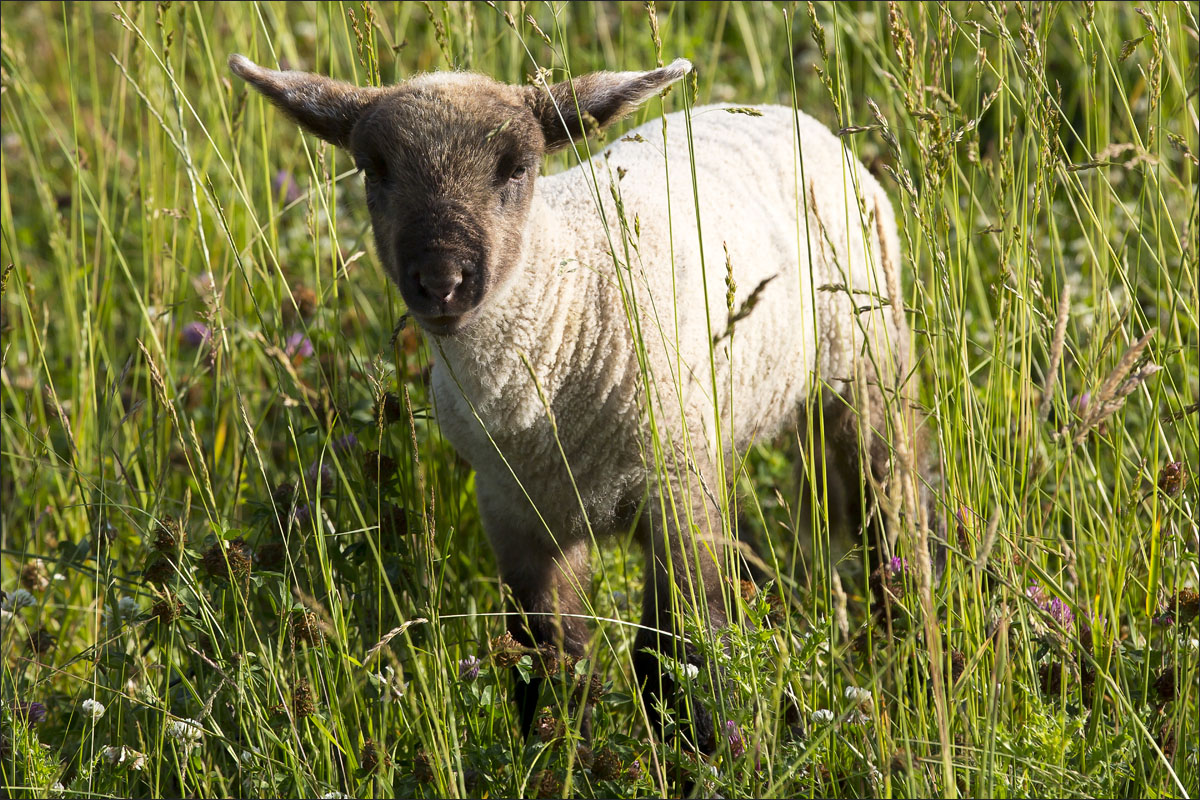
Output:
left=430, top=103, right=906, bottom=549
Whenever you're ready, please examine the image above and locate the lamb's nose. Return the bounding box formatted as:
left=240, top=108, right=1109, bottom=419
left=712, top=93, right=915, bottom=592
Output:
left=419, top=269, right=464, bottom=303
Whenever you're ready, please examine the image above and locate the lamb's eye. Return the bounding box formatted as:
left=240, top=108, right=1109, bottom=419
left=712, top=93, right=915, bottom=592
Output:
left=509, top=165, right=527, bottom=182
left=356, top=155, right=385, bottom=183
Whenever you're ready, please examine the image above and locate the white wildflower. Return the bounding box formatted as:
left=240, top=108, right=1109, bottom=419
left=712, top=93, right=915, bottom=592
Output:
left=118, top=597, right=139, bottom=618
left=3, top=588, right=36, bottom=610
left=681, top=663, right=700, bottom=681
left=1185, top=638, right=1200, bottom=654
left=81, top=698, right=106, bottom=721
left=166, top=718, right=205, bottom=749
left=843, top=709, right=871, bottom=726
left=368, top=664, right=405, bottom=704
left=811, top=708, right=835, bottom=724
left=100, top=745, right=146, bottom=771
left=320, top=793, right=349, bottom=799
left=844, top=685, right=872, bottom=705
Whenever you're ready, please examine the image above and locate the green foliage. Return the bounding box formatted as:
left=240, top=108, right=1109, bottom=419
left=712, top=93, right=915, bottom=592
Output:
left=1, top=2, right=1197, bottom=798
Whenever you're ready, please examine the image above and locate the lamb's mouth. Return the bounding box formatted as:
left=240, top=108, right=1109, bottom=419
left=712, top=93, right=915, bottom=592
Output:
left=414, top=310, right=477, bottom=336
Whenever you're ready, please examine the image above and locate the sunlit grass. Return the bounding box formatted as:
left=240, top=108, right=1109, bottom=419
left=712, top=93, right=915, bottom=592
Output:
left=1, top=2, right=1196, bottom=798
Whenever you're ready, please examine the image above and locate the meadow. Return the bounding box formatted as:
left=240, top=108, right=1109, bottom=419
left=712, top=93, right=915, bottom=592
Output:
left=1, top=2, right=1197, bottom=797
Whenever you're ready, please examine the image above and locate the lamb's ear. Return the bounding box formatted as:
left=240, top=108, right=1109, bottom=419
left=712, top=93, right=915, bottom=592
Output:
left=229, top=54, right=382, bottom=148
left=528, top=58, right=692, bottom=152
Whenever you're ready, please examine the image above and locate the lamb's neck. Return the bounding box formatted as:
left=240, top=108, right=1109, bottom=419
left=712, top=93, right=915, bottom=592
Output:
left=428, top=194, right=617, bottom=429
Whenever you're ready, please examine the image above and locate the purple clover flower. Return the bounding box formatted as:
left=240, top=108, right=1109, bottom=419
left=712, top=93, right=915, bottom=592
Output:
left=1046, top=597, right=1074, bottom=627
left=273, top=170, right=303, bottom=205
left=292, top=502, right=314, bottom=527
left=458, top=655, right=481, bottom=681
left=332, top=434, right=358, bottom=454
left=181, top=322, right=212, bottom=350
left=888, top=556, right=906, bottom=575
left=285, top=332, right=314, bottom=361
left=13, top=701, right=47, bottom=723
left=305, top=460, right=334, bottom=494
left=724, top=720, right=745, bottom=758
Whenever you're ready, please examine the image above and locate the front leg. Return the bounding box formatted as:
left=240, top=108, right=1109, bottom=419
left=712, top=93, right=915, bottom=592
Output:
left=634, top=465, right=730, bottom=756
left=479, top=487, right=592, bottom=737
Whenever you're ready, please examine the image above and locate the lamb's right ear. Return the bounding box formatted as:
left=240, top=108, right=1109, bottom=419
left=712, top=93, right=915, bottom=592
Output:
left=528, top=58, right=693, bottom=151
left=229, top=54, right=382, bottom=148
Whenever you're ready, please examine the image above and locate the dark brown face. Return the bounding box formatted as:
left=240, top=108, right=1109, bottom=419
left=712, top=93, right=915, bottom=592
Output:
left=229, top=54, right=692, bottom=335
left=349, top=82, right=544, bottom=335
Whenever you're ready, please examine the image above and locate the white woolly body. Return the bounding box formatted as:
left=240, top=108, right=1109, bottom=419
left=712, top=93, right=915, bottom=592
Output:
left=429, top=104, right=904, bottom=551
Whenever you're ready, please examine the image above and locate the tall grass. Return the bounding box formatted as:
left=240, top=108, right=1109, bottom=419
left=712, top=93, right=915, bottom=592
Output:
left=1, top=2, right=1196, bottom=798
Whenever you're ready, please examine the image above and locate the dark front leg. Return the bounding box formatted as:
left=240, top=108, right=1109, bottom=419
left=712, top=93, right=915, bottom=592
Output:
left=634, top=478, right=730, bottom=756
left=492, top=535, right=592, bottom=737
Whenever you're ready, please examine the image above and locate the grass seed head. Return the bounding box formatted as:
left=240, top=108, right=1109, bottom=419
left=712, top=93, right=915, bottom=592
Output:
left=255, top=539, right=287, bottom=571
left=289, top=609, right=324, bottom=647
left=27, top=627, right=56, bottom=656
left=19, top=559, right=50, bottom=592
left=535, top=768, right=563, bottom=798
left=950, top=650, right=966, bottom=683
left=413, top=750, right=434, bottom=783
left=1154, top=667, right=1177, bottom=705
left=1158, top=461, right=1187, bottom=497
left=534, top=707, right=563, bottom=744
left=292, top=679, right=316, bottom=719
left=591, top=746, right=622, bottom=781
left=363, top=450, right=398, bottom=485
left=151, top=515, right=186, bottom=554
left=200, top=538, right=253, bottom=587
left=376, top=391, right=403, bottom=426
left=1173, top=588, right=1199, bottom=623
left=490, top=631, right=526, bottom=669
left=144, top=556, right=176, bottom=585
left=573, top=673, right=605, bottom=708
left=151, top=593, right=184, bottom=625
left=360, top=738, right=386, bottom=774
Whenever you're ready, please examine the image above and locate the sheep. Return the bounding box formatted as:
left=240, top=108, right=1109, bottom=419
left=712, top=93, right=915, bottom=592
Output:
left=230, top=53, right=921, bottom=753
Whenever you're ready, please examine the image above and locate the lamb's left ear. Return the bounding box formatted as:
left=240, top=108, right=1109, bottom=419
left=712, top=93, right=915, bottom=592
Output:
left=229, top=54, right=384, bottom=148
left=528, top=58, right=692, bottom=152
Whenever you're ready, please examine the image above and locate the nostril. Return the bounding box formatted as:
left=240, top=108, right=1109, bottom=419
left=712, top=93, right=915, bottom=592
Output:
left=419, top=270, right=465, bottom=303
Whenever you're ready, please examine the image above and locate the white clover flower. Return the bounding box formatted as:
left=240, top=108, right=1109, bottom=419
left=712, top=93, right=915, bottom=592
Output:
left=166, top=718, right=204, bottom=749
left=81, top=698, right=106, bottom=721
left=368, top=664, right=405, bottom=704
left=844, top=685, right=872, bottom=704
left=118, top=597, right=139, bottom=618
left=811, top=708, right=835, bottom=724
left=320, top=793, right=349, bottom=799
left=843, top=709, right=871, bottom=726
left=867, top=766, right=883, bottom=788
left=681, top=663, right=700, bottom=681
left=100, top=745, right=146, bottom=770
left=4, top=588, right=36, bottom=610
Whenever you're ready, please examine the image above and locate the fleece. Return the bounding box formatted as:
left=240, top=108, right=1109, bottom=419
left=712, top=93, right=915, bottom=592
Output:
left=428, top=103, right=907, bottom=552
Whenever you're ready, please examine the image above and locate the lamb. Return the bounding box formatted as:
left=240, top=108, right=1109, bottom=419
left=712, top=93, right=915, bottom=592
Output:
left=230, top=53, right=921, bottom=753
